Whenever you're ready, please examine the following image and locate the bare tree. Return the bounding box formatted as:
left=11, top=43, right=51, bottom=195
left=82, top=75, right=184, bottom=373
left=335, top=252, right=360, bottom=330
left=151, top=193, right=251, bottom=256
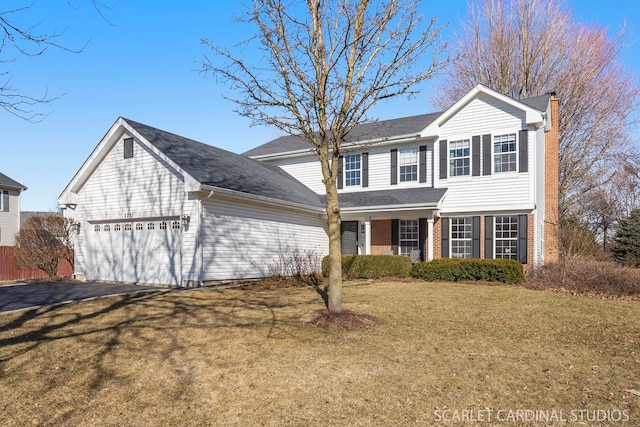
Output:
left=14, top=214, right=75, bottom=278
left=0, top=1, right=114, bottom=120
left=433, top=0, right=640, bottom=222
left=201, top=0, right=447, bottom=312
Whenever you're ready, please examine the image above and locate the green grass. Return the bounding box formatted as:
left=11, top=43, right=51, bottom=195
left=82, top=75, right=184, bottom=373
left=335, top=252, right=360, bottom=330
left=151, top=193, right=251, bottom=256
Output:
left=0, top=281, right=638, bottom=426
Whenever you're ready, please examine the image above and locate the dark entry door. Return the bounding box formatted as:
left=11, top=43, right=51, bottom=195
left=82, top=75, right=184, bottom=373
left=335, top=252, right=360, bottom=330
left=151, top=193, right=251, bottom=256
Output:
left=341, top=221, right=359, bottom=254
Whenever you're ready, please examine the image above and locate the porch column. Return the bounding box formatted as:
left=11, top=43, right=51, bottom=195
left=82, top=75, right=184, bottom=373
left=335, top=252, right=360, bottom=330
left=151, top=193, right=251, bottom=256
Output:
left=427, top=217, right=434, bottom=261
left=364, top=217, right=371, bottom=255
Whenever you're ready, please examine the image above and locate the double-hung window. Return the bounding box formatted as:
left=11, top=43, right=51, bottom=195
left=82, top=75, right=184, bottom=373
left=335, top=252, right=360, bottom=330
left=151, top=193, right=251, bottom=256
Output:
left=344, top=154, right=361, bottom=187
left=399, top=220, right=419, bottom=256
left=494, top=133, right=517, bottom=173
left=399, top=148, right=418, bottom=182
left=495, top=216, right=519, bottom=260
left=450, top=217, right=472, bottom=258
left=449, top=139, right=470, bottom=177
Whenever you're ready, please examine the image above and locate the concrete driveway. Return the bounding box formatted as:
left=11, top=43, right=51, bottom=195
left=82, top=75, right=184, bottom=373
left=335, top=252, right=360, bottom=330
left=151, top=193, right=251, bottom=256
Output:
left=0, top=281, right=163, bottom=314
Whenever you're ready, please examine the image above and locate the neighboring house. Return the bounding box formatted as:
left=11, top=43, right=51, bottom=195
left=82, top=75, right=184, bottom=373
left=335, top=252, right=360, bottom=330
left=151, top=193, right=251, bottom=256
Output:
left=58, top=84, right=559, bottom=287
left=0, top=172, right=27, bottom=246
left=20, top=211, right=63, bottom=227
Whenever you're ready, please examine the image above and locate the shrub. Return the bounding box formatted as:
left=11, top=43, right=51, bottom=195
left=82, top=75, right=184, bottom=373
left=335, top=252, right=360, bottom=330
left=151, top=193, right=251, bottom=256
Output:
left=409, top=258, right=524, bottom=284
left=321, top=254, right=413, bottom=280
left=527, top=259, right=640, bottom=298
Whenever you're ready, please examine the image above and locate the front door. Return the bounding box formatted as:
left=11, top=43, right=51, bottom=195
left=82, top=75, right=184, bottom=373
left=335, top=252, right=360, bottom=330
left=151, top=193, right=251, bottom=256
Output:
left=340, top=221, right=359, bottom=255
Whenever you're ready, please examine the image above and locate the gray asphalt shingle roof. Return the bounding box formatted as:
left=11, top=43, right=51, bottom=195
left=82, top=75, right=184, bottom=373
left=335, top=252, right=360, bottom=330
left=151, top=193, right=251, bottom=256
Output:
left=243, top=93, right=551, bottom=158
left=331, top=187, right=447, bottom=209
left=520, top=94, right=551, bottom=112
left=243, top=112, right=442, bottom=157
left=124, top=119, right=449, bottom=211
left=0, top=172, right=26, bottom=190
left=124, top=118, right=325, bottom=209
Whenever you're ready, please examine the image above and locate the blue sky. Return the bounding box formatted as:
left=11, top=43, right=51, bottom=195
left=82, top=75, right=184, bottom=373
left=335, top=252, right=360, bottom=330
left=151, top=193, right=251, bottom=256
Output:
left=2, top=0, right=639, bottom=211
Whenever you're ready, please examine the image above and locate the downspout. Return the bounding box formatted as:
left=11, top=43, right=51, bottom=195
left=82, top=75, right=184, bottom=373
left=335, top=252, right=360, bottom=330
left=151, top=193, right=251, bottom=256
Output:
left=198, top=190, right=215, bottom=287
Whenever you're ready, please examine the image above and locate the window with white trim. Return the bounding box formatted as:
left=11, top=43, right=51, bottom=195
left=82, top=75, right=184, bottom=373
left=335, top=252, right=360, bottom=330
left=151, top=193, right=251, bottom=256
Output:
left=344, top=154, right=361, bottom=186
left=399, top=147, right=418, bottom=182
left=104, top=224, right=111, bottom=232
left=495, top=216, right=519, bottom=260
left=494, top=133, right=517, bottom=173
left=124, top=223, right=132, bottom=231
left=450, top=217, right=472, bottom=258
left=399, top=220, right=419, bottom=256
left=171, top=221, right=181, bottom=231
left=135, top=223, right=143, bottom=231
left=449, top=139, right=470, bottom=177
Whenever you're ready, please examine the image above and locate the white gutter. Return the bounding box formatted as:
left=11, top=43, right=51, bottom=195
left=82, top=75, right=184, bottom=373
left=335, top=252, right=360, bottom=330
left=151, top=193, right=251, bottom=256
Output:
left=199, top=184, right=325, bottom=214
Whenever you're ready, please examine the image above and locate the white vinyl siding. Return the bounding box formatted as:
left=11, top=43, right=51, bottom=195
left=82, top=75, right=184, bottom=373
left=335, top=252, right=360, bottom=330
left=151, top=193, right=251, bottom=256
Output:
left=436, top=95, right=534, bottom=213
left=79, top=137, right=185, bottom=219
left=200, top=197, right=328, bottom=281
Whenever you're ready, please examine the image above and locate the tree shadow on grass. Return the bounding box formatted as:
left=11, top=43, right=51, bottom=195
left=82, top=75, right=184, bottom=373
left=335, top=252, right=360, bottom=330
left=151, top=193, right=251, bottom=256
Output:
left=0, top=288, right=322, bottom=398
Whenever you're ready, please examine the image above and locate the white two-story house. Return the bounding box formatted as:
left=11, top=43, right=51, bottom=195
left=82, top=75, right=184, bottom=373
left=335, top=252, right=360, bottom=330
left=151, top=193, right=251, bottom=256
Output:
left=247, top=85, right=559, bottom=266
left=59, top=84, right=558, bottom=286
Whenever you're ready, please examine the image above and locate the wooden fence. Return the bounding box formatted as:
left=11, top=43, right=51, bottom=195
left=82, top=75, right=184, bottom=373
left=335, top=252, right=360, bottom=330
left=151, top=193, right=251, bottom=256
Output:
left=0, top=246, right=73, bottom=281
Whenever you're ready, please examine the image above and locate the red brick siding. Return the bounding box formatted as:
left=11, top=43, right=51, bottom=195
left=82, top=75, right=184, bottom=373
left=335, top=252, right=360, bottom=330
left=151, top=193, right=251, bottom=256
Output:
left=544, top=95, right=560, bottom=263
left=371, top=220, right=392, bottom=254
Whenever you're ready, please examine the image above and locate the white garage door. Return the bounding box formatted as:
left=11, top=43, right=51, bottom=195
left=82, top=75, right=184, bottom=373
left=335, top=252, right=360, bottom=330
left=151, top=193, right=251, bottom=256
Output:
left=88, top=219, right=182, bottom=286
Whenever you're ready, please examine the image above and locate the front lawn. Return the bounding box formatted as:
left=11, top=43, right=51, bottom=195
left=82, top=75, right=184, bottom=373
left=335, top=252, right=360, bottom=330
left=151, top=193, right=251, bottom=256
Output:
left=1, top=281, right=638, bottom=426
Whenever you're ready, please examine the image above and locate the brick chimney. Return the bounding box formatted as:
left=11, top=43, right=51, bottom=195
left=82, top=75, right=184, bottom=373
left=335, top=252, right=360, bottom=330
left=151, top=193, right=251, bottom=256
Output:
left=544, top=93, right=560, bottom=263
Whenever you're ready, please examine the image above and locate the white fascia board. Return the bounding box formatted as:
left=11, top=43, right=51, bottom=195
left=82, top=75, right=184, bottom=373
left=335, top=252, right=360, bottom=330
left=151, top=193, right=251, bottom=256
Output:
left=199, top=185, right=325, bottom=214
left=340, top=203, right=441, bottom=214
left=58, top=117, right=128, bottom=206
left=439, top=205, right=535, bottom=216
left=420, top=84, right=545, bottom=138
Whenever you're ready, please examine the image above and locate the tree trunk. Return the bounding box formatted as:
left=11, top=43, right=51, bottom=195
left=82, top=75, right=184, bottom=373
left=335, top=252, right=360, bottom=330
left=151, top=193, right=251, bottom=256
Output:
left=325, top=180, right=343, bottom=313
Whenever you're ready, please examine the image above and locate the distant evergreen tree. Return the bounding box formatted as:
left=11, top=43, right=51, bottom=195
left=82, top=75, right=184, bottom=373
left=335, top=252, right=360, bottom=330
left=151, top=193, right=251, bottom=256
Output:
left=611, top=209, right=640, bottom=267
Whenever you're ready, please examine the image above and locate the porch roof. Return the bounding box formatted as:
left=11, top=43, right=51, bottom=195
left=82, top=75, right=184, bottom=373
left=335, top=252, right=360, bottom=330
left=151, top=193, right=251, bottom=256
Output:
left=331, top=187, right=447, bottom=211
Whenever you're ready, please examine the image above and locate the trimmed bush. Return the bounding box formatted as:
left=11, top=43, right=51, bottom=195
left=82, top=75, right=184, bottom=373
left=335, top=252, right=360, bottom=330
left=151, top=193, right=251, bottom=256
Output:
left=322, top=254, right=413, bottom=280
left=409, top=258, right=524, bottom=284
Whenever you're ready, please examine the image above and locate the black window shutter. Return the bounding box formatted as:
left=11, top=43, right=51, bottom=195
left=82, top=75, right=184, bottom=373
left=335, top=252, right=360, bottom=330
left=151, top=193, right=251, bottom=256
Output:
left=441, top=217, right=450, bottom=258
left=2, top=190, right=8, bottom=212
left=472, top=216, right=481, bottom=258
left=390, top=149, right=398, bottom=185
left=485, top=216, right=494, bottom=259
left=482, top=134, right=492, bottom=176
left=362, top=152, right=369, bottom=188
left=124, top=137, right=134, bottom=159
left=519, top=130, right=529, bottom=173
left=337, top=156, right=344, bottom=189
left=419, top=145, right=427, bottom=183
left=518, top=214, right=528, bottom=264
left=419, top=218, right=427, bottom=261
left=439, top=140, right=448, bottom=179
left=391, top=219, right=399, bottom=254
left=472, top=136, right=481, bottom=176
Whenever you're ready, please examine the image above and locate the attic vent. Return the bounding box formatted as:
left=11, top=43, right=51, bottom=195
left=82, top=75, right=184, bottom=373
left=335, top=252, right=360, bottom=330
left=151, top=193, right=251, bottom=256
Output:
left=124, top=137, right=134, bottom=158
